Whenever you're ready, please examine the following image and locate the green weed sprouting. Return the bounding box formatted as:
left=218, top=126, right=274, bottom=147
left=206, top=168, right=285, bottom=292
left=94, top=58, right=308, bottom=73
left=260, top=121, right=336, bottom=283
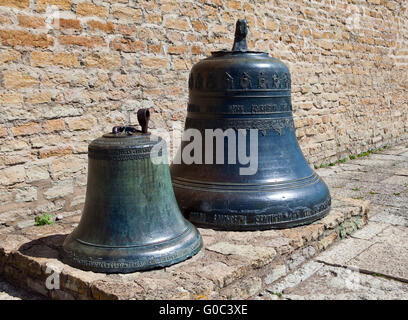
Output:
left=34, top=213, right=54, bottom=226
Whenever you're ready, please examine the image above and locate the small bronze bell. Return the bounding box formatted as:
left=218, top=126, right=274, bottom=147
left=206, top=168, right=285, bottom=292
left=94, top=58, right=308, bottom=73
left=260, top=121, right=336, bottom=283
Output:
left=170, top=20, right=331, bottom=230
left=62, top=109, right=202, bottom=273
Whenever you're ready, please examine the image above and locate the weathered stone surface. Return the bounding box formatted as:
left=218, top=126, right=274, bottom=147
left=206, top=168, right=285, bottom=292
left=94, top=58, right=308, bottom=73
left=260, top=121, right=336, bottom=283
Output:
left=61, top=265, right=106, bottom=298
left=265, top=265, right=408, bottom=300
left=265, top=261, right=324, bottom=295
left=0, top=212, right=19, bottom=224
left=206, top=242, right=276, bottom=268
left=31, top=51, right=79, bottom=68
left=50, top=157, right=85, bottom=179
left=36, top=0, right=71, bottom=12
left=370, top=211, right=408, bottom=227
left=91, top=280, right=144, bottom=300
left=76, top=3, right=107, bottom=18
left=264, top=265, right=287, bottom=285
left=111, top=5, right=142, bottom=22
left=223, top=276, right=263, bottom=299
left=351, top=221, right=389, bottom=240
left=84, top=54, right=120, bottom=70
left=0, top=276, right=43, bottom=300
left=0, top=0, right=406, bottom=298
left=260, top=147, right=408, bottom=300
left=316, top=237, right=373, bottom=265
left=317, top=232, right=337, bottom=250
left=195, top=262, right=240, bottom=287
left=381, top=175, right=408, bottom=185
left=207, top=242, right=274, bottom=259
left=20, top=225, right=67, bottom=241
left=43, top=179, right=73, bottom=199
left=0, top=234, right=31, bottom=253
left=0, top=166, right=26, bottom=185
left=16, top=220, right=35, bottom=230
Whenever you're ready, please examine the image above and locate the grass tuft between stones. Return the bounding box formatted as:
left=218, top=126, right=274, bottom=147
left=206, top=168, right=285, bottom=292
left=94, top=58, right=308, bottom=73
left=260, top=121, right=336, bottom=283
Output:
left=315, top=145, right=390, bottom=169
left=34, top=213, right=55, bottom=226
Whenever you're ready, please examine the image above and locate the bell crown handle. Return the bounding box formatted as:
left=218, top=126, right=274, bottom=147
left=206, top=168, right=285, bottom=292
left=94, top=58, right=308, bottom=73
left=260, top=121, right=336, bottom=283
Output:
left=111, top=109, right=150, bottom=135
left=232, top=19, right=248, bottom=52
left=137, top=108, right=150, bottom=134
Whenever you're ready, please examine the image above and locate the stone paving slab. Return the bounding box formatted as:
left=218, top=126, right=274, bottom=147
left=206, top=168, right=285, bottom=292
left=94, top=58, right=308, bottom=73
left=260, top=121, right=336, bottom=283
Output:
left=0, top=196, right=369, bottom=300
left=394, top=162, right=408, bottom=169
left=260, top=264, right=408, bottom=300
left=258, top=144, right=408, bottom=300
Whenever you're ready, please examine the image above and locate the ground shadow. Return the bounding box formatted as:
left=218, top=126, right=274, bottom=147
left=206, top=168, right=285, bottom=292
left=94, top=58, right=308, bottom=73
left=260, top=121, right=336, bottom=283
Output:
left=18, top=234, right=67, bottom=261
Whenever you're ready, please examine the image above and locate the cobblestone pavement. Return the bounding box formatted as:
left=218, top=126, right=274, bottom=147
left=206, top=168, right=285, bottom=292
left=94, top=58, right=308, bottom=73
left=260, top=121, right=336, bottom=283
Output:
left=0, top=276, right=44, bottom=300
left=259, top=144, right=408, bottom=300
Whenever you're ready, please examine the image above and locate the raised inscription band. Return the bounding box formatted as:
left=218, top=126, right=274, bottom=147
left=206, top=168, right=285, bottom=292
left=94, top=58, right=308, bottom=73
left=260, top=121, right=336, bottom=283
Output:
left=62, top=239, right=202, bottom=271
left=189, top=197, right=331, bottom=227
left=187, top=100, right=292, bottom=114
left=185, top=117, right=295, bottom=134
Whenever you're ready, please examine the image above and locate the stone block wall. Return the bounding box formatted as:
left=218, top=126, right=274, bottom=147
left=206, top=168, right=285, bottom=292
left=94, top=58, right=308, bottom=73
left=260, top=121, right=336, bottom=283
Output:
left=0, top=0, right=407, bottom=222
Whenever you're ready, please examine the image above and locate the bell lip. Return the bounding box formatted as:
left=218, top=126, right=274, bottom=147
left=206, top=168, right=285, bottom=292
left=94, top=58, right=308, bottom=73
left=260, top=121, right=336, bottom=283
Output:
left=60, top=221, right=203, bottom=274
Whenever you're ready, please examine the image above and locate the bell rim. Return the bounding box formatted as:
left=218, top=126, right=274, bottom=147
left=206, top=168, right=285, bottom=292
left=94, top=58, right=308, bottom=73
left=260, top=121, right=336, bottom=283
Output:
left=61, top=221, right=203, bottom=273
left=171, top=176, right=331, bottom=231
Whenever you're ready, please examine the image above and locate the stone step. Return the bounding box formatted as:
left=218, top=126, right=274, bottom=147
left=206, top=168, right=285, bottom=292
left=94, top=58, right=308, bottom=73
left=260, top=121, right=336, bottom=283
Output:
left=0, top=196, right=369, bottom=300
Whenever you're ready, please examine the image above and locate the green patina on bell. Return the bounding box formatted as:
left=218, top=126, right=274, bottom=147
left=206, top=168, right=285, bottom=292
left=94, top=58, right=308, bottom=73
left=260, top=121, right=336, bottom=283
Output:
left=62, top=109, right=202, bottom=273
left=170, top=20, right=331, bottom=230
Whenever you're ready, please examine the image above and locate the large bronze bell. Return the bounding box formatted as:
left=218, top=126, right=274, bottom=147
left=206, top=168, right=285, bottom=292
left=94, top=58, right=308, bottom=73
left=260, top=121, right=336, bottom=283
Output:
left=170, top=20, right=331, bottom=230
left=62, top=109, right=202, bottom=273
